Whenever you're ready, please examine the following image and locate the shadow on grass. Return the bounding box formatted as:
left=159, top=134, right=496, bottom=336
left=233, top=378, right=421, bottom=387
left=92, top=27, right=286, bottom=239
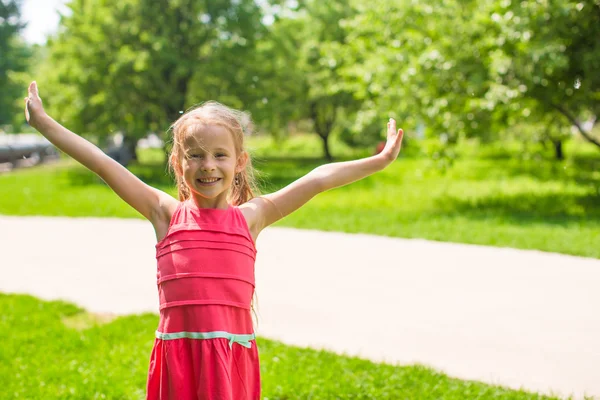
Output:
left=62, top=155, right=331, bottom=192
left=3, top=294, right=562, bottom=400
left=436, top=190, right=600, bottom=228
left=253, top=156, right=326, bottom=191
left=64, top=160, right=175, bottom=188
left=62, top=153, right=600, bottom=228
left=455, top=157, right=600, bottom=188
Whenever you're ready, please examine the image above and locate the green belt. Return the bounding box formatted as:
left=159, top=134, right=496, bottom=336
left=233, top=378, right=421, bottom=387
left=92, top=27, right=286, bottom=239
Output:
left=155, top=330, right=256, bottom=349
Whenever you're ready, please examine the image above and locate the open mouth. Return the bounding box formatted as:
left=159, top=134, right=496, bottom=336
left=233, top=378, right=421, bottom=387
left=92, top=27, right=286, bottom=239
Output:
left=196, top=177, right=222, bottom=185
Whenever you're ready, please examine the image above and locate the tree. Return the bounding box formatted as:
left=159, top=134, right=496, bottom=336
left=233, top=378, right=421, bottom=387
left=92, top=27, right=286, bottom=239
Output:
left=229, top=13, right=309, bottom=140
left=324, top=0, right=494, bottom=152
left=40, top=0, right=265, bottom=164
left=0, top=0, right=30, bottom=129
left=477, top=0, right=600, bottom=156
left=328, top=0, right=600, bottom=160
left=300, top=1, right=360, bottom=161
left=246, top=0, right=359, bottom=161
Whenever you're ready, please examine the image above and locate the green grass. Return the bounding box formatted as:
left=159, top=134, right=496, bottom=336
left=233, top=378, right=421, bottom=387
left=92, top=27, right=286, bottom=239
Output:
left=0, top=293, right=564, bottom=399
left=1, top=135, right=599, bottom=258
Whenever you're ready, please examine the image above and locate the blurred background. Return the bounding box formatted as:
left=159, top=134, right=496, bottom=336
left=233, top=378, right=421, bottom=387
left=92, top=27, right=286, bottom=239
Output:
left=0, top=0, right=599, bottom=258
left=1, top=2, right=600, bottom=399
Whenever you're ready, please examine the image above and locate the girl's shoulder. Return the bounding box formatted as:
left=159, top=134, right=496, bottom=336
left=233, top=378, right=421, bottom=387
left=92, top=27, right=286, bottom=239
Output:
left=236, top=200, right=259, bottom=226
left=237, top=197, right=272, bottom=243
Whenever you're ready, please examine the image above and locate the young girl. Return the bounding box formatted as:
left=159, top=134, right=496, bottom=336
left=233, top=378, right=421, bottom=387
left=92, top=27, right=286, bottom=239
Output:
left=24, top=81, right=403, bottom=400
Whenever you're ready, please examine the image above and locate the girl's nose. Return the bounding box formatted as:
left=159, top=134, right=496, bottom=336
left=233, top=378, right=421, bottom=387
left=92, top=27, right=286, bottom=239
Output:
left=200, top=158, right=216, bottom=171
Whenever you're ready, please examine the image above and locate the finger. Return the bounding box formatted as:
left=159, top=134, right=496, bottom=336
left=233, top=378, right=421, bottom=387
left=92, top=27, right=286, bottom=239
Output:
left=24, top=101, right=30, bottom=124
left=389, top=118, right=396, bottom=133
left=29, top=81, right=38, bottom=97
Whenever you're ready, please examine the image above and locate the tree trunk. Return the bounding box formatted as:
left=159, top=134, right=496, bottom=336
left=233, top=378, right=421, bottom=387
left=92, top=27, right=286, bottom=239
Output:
left=106, top=134, right=138, bottom=167
left=320, top=133, right=332, bottom=162
left=125, top=135, right=139, bottom=161
left=117, top=135, right=138, bottom=167
left=552, top=104, right=600, bottom=149
left=552, top=139, right=564, bottom=161
left=310, top=101, right=335, bottom=161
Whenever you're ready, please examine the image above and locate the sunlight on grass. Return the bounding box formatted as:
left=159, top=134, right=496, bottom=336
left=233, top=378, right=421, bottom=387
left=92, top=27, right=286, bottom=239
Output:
left=0, top=294, right=562, bottom=400
left=62, top=312, right=117, bottom=331
left=0, top=136, right=598, bottom=258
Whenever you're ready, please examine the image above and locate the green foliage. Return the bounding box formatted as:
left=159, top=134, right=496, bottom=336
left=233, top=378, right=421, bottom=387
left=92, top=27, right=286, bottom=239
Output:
left=31, top=0, right=600, bottom=160
left=40, top=0, right=266, bottom=143
left=250, top=0, right=362, bottom=159
left=474, top=0, right=600, bottom=150
left=315, top=0, right=600, bottom=156
left=327, top=0, right=493, bottom=146
left=1, top=294, right=562, bottom=399
left=0, top=0, right=31, bottom=129
left=220, top=7, right=306, bottom=139
left=1, top=139, right=598, bottom=258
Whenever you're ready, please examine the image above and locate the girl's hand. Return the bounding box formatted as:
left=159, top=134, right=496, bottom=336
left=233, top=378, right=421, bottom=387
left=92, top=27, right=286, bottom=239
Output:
left=379, top=118, right=404, bottom=163
left=24, top=81, right=47, bottom=130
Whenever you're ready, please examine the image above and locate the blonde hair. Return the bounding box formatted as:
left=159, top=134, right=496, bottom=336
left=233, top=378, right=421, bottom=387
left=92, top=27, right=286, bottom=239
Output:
left=168, top=101, right=259, bottom=205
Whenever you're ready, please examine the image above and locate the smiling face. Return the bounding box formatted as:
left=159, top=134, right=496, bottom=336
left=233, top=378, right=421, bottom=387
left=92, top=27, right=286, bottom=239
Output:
left=177, top=123, right=247, bottom=209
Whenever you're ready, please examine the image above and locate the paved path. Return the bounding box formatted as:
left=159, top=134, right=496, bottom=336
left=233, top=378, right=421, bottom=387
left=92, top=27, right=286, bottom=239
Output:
left=1, top=215, right=599, bottom=399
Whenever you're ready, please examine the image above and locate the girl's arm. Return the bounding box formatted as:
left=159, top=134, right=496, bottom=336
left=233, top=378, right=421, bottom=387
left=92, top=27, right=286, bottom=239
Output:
left=243, top=118, right=404, bottom=233
left=24, top=81, right=176, bottom=225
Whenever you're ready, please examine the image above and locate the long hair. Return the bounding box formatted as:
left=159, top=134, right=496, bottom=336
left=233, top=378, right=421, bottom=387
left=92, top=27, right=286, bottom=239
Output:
left=167, top=101, right=259, bottom=205
left=167, top=101, right=261, bottom=326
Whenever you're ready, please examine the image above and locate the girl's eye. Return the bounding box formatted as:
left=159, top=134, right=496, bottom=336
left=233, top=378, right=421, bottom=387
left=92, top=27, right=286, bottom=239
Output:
left=188, top=154, right=202, bottom=159
left=215, top=153, right=226, bottom=158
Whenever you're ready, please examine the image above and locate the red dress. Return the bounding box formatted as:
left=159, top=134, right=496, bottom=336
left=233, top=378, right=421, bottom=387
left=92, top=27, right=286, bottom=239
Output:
left=147, top=200, right=260, bottom=400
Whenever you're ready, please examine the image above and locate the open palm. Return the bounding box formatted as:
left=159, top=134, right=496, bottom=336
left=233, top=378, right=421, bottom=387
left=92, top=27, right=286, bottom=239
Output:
left=24, top=81, right=45, bottom=129
left=381, top=118, right=404, bottom=162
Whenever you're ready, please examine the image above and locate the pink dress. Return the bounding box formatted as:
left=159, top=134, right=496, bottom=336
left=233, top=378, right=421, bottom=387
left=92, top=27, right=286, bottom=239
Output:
left=147, top=200, right=260, bottom=400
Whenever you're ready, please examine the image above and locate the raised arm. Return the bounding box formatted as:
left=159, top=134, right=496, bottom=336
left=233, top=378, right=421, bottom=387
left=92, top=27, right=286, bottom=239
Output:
left=24, top=81, right=176, bottom=225
left=241, top=118, right=404, bottom=235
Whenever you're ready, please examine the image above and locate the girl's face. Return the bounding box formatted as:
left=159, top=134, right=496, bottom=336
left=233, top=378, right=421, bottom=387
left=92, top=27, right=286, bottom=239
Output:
left=179, top=124, right=245, bottom=208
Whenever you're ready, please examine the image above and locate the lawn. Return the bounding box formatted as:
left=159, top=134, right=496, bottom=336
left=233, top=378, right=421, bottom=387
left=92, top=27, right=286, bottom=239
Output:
left=0, top=293, right=563, bottom=400
left=0, top=135, right=599, bottom=258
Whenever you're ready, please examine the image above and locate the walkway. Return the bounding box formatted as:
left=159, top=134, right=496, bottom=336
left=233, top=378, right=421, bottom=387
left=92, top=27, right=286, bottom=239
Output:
left=1, top=216, right=598, bottom=399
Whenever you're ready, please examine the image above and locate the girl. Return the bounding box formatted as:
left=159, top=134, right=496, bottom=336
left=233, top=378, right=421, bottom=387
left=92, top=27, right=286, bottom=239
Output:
left=24, top=81, right=404, bottom=400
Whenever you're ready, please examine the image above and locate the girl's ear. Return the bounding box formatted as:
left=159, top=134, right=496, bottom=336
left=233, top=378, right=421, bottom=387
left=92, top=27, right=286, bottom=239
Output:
left=236, top=151, right=249, bottom=173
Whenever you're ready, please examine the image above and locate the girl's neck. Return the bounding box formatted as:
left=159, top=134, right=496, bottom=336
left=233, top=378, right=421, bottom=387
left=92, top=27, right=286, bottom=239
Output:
left=187, top=196, right=230, bottom=210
